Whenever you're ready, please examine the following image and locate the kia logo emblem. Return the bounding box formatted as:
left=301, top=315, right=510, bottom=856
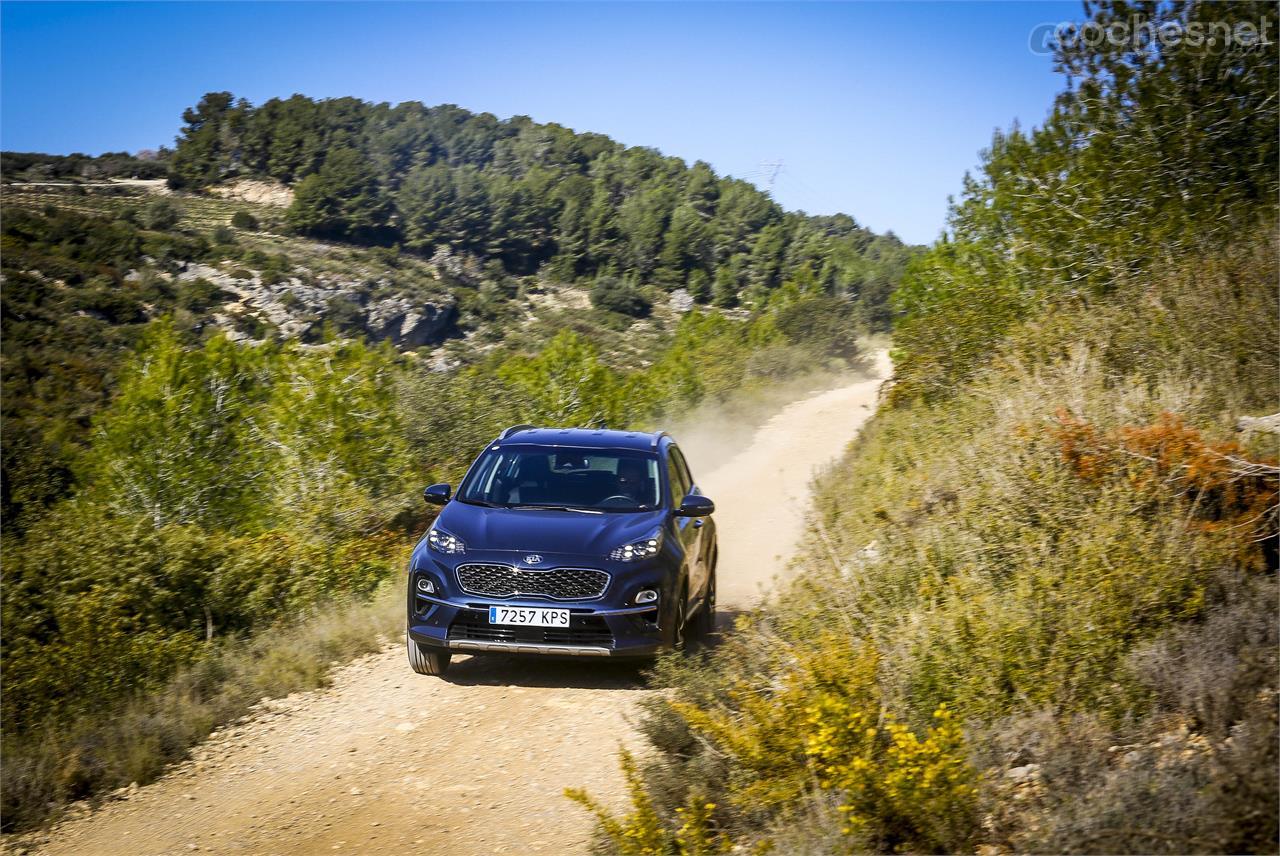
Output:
left=524, top=554, right=543, bottom=565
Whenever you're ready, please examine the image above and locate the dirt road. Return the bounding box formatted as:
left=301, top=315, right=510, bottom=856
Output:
left=27, top=353, right=889, bottom=856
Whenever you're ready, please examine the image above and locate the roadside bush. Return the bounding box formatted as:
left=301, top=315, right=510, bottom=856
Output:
left=566, top=749, right=731, bottom=856
left=770, top=292, right=862, bottom=362
left=499, top=330, right=625, bottom=427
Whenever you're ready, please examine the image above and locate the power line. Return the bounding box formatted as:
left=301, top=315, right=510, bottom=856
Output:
left=759, top=159, right=784, bottom=193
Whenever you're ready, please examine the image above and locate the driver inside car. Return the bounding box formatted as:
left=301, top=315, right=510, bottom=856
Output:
left=615, top=458, right=651, bottom=505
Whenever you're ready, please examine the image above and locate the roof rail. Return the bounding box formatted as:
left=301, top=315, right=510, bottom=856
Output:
left=650, top=430, right=670, bottom=448
left=499, top=424, right=537, bottom=440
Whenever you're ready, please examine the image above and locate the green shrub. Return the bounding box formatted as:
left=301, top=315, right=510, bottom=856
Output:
left=138, top=197, right=182, bottom=230
left=175, top=277, right=231, bottom=313
left=241, top=248, right=269, bottom=268
left=230, top=210, right=258, bottom=230
left=325, top=296, right=366, bottom=336
left=770, top=292, right=861, bottom=361
left=590, top=276, right=651, bottom=318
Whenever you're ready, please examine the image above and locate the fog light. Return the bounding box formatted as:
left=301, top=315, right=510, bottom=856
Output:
left=635, top=589, right=658, bottom=604
left=416, top=577, right=436, bottom=595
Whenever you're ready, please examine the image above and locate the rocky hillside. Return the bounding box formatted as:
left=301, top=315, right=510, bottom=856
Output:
left=1, top=176, right=766, bottom=362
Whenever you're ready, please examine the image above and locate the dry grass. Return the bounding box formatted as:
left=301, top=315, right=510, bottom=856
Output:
left=1, top=583, right=403, bottom=832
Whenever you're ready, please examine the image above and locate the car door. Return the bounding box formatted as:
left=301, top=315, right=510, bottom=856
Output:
left=667, top=445, right=705, bottom=615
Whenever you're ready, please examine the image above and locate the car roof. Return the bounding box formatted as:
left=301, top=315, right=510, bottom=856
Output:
left=494, top=426, right=669, bottom=452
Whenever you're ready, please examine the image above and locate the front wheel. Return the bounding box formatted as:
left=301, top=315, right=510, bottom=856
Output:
left=407, top=634, right=451, bottom=676
left=662, top=582, right=689, bottom=651
left=693, top=569, right=717, bottom=638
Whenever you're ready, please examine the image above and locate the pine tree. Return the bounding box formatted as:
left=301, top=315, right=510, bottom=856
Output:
left=688, top=269, right=711, bottom=304
left=712, top=265, right=739, bottom=308
left=286, top=147, right=390, bottom=242
left=655, top=203, right=710, bottom=289
left=167, top=92, right=245, bottom=189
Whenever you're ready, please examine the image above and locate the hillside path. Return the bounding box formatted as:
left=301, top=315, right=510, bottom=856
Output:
left=26, top=352, right=890, bottom=856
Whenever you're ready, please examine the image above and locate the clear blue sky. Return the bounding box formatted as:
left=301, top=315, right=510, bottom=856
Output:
left=1, top=1, right=1083, bottom=244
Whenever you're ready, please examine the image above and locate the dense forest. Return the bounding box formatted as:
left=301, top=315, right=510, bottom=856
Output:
left=166, top=92, right=912, bottom=322
left=573, top=2, right=1280, bottom=853
left=1, top=89, right=903, bottom=829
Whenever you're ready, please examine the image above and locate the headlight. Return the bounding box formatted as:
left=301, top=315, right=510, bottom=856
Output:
left=427, top=526, right=466, bottom=555
left=609, top=531, right=661, bottom=562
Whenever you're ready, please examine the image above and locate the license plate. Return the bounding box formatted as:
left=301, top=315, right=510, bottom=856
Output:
left=488, top=606, right=571, bottom=627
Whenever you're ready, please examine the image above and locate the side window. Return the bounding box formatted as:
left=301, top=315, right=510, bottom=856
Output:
left=670, top=446, right=695, bottom=491
left=666, top=450, right=692, bottom=504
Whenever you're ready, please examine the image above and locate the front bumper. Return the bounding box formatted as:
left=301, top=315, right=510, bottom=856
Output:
left=408, top=592, right=663, bottom=658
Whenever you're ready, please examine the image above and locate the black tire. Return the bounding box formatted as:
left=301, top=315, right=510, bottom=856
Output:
left=693, top=567, right=717, bottom=638
left=663, top=581, right=689, bottom=651
left=406, top=633, right=451, bottom=676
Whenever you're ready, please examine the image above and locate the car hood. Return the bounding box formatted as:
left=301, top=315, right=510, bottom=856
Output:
left=436, top=503, right=667, bottom=557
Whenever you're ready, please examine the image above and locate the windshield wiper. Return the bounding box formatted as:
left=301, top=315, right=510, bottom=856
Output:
left=509, top=504, right=604, bottom=515
left=458, top=498, right=502, bottom=508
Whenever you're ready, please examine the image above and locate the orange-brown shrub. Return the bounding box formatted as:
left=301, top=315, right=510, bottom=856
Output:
left=1051, top=410, right=1278, bottom=571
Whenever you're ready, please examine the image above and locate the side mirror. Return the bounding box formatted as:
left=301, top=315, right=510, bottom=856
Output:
left=676, top=494, right=715, bottom=517
left=423, top=483, right=451, bottom=506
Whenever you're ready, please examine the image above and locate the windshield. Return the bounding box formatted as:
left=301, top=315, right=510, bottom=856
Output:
left=458, top=446, right=662, bottom=512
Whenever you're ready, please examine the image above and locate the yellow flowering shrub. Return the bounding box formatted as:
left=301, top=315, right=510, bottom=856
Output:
left=671, top=637, right=880, bottom=815
left=566, top=749, right=732, bottom=856
left=577, top=637, right=978, bottom=853
left=806, top=702, right=977, bottom=851
left=674, top=797, right=731, bottom=856
left=566, top=750, right=667, bottom=856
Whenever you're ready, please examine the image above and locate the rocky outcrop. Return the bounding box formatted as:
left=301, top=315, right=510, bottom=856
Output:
left=1237, top=413, right=1280, bottom=436
left=365, top=296, right=457, bottom=348
left=668, top=288, right=694, bottom=314
left=173, top=263, right=456, bottom=348
left=207, top=179, right=294, bottom=208
left=427, top=247, right=482, bottom=285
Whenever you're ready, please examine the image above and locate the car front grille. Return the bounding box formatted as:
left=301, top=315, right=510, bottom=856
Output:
left=447, top=611, right=614, bottom=647
left=455, top=563, right=609, bottom=601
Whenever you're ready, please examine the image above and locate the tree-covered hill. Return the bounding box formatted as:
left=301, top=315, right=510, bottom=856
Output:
left=165, top=93, right=913, bottom=324
left=1, top=95, right=916, bottom=543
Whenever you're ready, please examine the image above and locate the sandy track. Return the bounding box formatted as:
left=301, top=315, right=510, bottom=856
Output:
left=25, top=352, right=889, bottom=856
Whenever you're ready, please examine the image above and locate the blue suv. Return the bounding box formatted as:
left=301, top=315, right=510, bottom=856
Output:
left=406, top=426, right=717, bottom=676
